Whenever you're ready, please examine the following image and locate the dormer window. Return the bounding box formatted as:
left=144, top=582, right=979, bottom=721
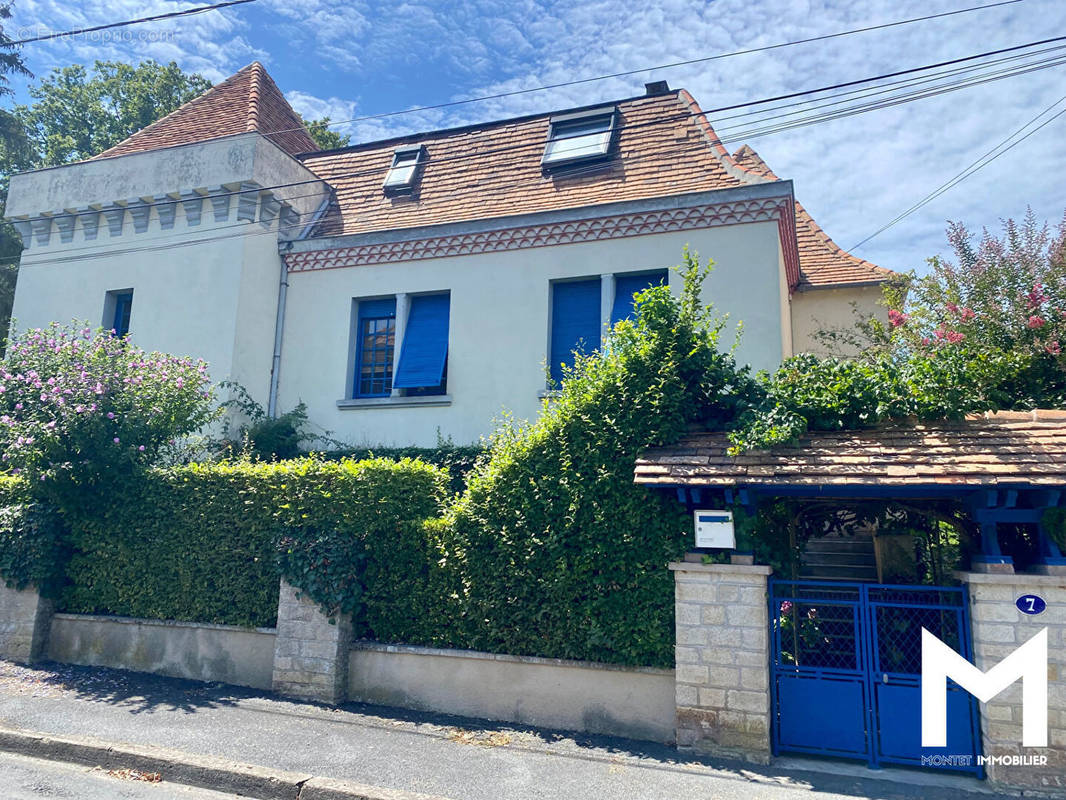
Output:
left=542, top=107, right=617, bottom=169
left=383, top=145, right=424, bottom=195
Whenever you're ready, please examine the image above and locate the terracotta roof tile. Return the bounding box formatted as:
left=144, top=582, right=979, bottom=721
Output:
left=299, top=92, right=746, bottom=238
left=634, top=411, right=1066, bottom=488
left=728, top=144, right=893, bottom=288
left=90, top=61, right=891, bottom=290
left=301, top=91, right=890, bottom=289
left=94, top=62, right=315, bottom=160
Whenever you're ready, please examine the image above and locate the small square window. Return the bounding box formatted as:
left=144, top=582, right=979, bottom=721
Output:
left=383, top=145, right=425, bottom=194
left=104, top=290, right=133, bottom=337
left=542, top=108, right=616, bottom=169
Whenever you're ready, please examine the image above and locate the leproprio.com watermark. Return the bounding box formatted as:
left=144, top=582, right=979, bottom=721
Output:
left=13, top=25, right=176, bottom=44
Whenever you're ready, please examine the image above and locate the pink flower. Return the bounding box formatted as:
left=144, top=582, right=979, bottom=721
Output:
left=1047, top=341, right=1062, bottom=356
left=945, top=302, right=959, bottom=314
left=138, top=445, right=145, bottom=452
left=921, top=337, right=932, bottom=346
left=1027, top=283, right=1048, bottom=309
left=107, top=412, right=115, bottom=419
left=1028, top=315, right=1046, bottom=329
left=959, top=307, right=975, bottom=323
left=113, top=437, right=120, bottom=444
left=946, top=331, right=966, bottom=344
left=888, top=309, right=908, bottom=328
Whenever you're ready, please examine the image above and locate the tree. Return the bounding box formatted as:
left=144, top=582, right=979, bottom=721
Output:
left=302, top=116, right=350, bottom=151
left=14, top=61, right=213, bottom=167
left=0, top=1, right=32, bottom=344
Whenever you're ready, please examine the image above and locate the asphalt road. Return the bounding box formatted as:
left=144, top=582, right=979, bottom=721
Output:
left=0, top=750, right=242, bottom=800
left=0, top=661, right=1011, bottom=800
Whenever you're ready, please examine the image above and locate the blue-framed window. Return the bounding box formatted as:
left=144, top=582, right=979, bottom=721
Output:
left=610, top=270, right=667, bottom=325
left=393, top=293, right=449, bottom=396
left=354, top=298, right=396, bottom=397
left=108, top=290, right=133, bottom=337
left=549, top=278, right=601, bottom=384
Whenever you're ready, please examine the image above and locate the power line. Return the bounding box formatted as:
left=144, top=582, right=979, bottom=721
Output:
left=7, top=0, right=258, bottom=46
left=10, top=45, right=1066, bottom=267
left=851, top=95, right=1066, bottom=250
left=257, top=0, right=1029, bottom=139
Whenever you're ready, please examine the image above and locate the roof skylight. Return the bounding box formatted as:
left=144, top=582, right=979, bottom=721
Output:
left=542, top=108, right=617, bottom=169
left=383, top=145, right=424, bottom=194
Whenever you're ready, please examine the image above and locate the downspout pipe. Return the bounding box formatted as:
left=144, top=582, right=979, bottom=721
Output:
left=267, top=254, right=289, bottom=418
left=269, top=193, right=331, bottom=418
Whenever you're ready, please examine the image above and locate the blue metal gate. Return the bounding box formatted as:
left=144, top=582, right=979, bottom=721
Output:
left=769, top=580, right=982, bottom=774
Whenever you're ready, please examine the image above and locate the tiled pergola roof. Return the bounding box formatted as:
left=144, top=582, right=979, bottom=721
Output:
left=634, top=411, right=1066, bottom=489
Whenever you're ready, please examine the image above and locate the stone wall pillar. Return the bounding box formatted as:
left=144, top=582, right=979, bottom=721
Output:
left=0, top=583, right=54, bottom=663
left=670, top=561, right=772, bottom=762
left=271, top=580, right=352, bottom=704
left=959, top=571, right=1065, bottom=790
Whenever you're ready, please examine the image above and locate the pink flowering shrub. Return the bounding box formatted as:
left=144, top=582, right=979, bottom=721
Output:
left=0, top=322, right=217, bottom=500
left=877, top=209, right=1066, bottom=406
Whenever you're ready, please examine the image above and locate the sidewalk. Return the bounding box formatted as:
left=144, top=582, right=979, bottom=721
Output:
left=0, top=660, right=1010, bottom=800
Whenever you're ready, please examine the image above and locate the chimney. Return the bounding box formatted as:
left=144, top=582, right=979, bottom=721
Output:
left=644, top=80, right=670, bottom=96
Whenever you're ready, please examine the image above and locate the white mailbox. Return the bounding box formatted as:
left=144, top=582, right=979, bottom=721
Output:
left=694, top=510, right=735, bottom=549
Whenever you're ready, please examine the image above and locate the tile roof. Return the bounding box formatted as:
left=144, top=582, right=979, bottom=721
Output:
left=634, top=411, right=1066, bottom=488
left=94, top=62, right=316, bottom=160
left=300, top=89, right=891, bottom=289
left=729, top=144, right=894, bottom=289
left=299, top=92, right=745, bottom=237
left=90, top=62, right=890, bottom=289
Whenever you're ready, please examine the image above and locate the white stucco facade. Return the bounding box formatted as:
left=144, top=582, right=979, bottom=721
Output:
left=6, top=129, right=881, bottom=448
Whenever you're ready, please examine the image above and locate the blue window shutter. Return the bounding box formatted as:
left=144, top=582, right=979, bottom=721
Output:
left=393, top=294, right=450, bottom=388
left=550, top=278, right=601, bottom=383
left=610, top=270, right=667, bottom=325
left=113, top=292, right=133, bottom=336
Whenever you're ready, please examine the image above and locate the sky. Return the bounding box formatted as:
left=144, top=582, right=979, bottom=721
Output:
left=3, top=0, right=1065, bottom=275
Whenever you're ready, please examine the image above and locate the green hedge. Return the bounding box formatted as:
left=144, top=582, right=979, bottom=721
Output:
left=58, top=457, right=447, bottom=630
left=324, top=445, right=483, bottom=494
left=0, top=476, right=67, bottom=598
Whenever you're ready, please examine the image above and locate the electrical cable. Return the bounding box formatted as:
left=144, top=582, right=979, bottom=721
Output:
left=7, top=0, right=258, bottom=46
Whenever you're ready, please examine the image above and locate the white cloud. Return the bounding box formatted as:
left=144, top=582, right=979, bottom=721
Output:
left=285, top=89, right=357, bottom=122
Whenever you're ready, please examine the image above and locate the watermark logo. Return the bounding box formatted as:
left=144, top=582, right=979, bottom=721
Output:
left=921, top=627, right=1048, bottom=747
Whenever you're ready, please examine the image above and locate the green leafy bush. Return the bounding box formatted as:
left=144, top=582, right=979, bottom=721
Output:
left=0, top=322, right=217, bottom=506
left=433, top=251, right=758, bottom=667
left=58, top=457, right=448, bottom=630
left=325, top=444, right=484, bottom=494
left=0, top=476, right=67, bottom=597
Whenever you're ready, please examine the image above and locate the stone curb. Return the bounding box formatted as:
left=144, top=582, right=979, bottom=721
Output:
left=0, top=726, right=451, bottom=800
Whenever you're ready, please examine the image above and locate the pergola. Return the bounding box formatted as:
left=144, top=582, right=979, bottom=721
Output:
left=634, top=410, right=1066, bottom=574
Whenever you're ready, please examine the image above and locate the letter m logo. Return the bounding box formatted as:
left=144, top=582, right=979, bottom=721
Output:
left=921, top=627, right=1048, bottom=747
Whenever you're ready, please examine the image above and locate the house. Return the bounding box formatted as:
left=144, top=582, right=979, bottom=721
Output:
left=4, top=63, right=890, bottom=447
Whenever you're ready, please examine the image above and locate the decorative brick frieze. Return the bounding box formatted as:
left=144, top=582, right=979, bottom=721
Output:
left=670, top=561, right=772, bottom=763
left=285, top=197, right=792, bottom=273
left=270, top=580, right=352, bottom=704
